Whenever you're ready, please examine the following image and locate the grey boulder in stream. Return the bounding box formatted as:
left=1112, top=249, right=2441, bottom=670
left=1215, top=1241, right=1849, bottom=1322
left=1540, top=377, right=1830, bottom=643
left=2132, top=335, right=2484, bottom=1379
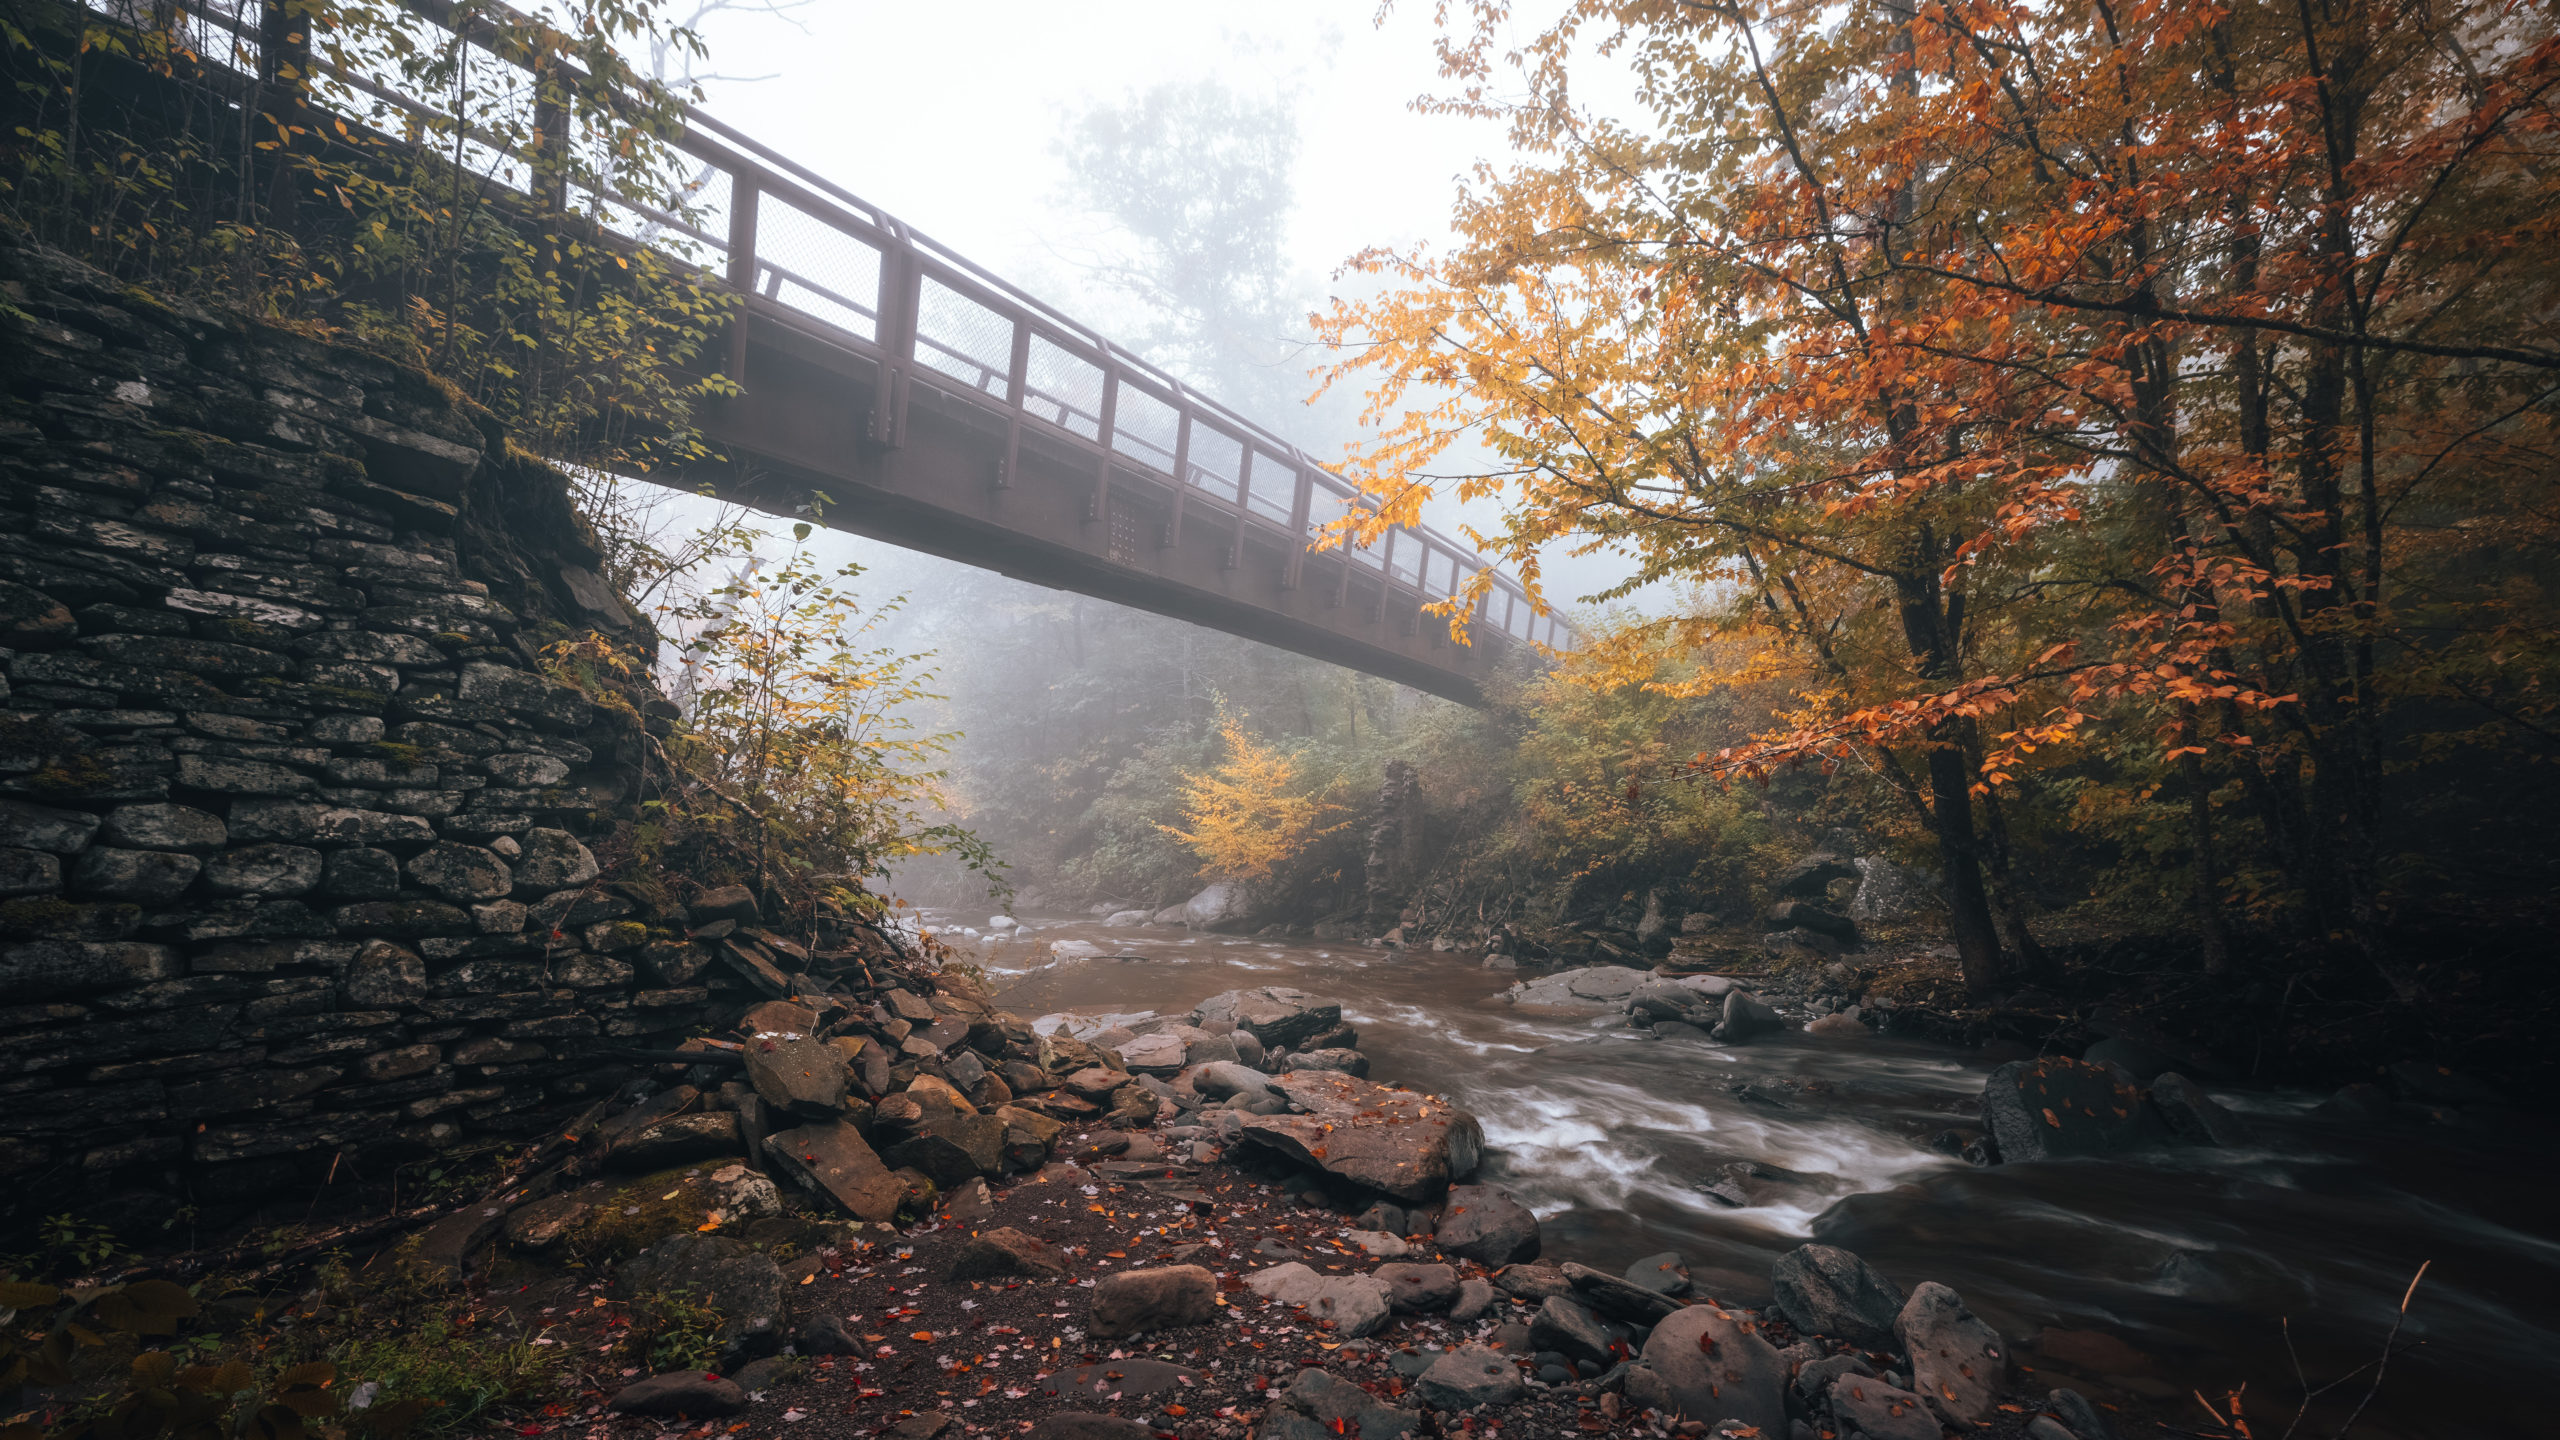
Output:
left=1233, top=1070, right=1483, bottom=1202
left=1770, top=1242, right=1907, bottom=1349
left=1188, top=986, right=1344, bottom=1052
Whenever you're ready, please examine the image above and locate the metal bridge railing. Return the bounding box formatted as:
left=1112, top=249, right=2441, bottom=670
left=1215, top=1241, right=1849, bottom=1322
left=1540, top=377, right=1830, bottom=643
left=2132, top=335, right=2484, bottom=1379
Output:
left=137, top=0, right=1577, bottom=655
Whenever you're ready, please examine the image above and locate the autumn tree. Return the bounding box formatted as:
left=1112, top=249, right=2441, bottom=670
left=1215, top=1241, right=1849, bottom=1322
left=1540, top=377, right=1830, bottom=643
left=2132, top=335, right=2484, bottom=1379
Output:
left=1322, top=0, right=2560, bottom=995
left=1160, top=711, right=1350, bottom=883
left=658, top=530, right=998, bottom=913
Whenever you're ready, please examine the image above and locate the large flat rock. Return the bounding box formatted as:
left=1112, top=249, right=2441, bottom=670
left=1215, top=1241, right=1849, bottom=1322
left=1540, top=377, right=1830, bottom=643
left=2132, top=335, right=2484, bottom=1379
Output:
left=765, top=1120, right=906, bottom=1222
left=1187, top=986, right=1341, bottom=1051
left=1236, top=1071, right=1483, bottom=1202
left=1501, top=965, right=1651, bottom=1009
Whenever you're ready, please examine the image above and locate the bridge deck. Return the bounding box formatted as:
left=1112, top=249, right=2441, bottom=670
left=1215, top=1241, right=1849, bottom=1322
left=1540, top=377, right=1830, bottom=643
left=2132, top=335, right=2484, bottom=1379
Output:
left=650, top=111, right=1571, bottom=705
left=162, top=0, right=1575, bottom=703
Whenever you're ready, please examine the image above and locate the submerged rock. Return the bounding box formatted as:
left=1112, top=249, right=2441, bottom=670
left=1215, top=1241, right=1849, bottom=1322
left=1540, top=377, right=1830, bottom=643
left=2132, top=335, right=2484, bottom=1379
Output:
left=2149, top=1073, right=2253, bottom=1146
left=1980, top=1057, right=2155, bottom=1161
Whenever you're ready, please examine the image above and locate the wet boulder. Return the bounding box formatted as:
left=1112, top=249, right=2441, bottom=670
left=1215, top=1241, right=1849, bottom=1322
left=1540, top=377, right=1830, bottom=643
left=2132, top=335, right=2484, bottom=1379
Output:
left=1188, top=986, right=1342, bottom=1052
left=1628, top=979, right=1719, bottom=1024
left=1503, top=965, right=1650, bottom=1010
left=1260, top=1368, right=1422, bottom=1440
left=1188, top=1061, right=1277, bottom=1102
left=1766, top=899, right=1858, bottom=942
left=1828, top=1374, right=1940, bottom=1440
left=1236, top=1071, right=1483, bottom=1202
left=1493, top=1263, right=1571, bottom=1303
left=1775, top=851, right=1860, bottom=898
left=1897, top=1282, right=2009, bottom=1425
left=1980, top=1057, right=2155, bottom=1161
left=2148, top=1073, right=2252, bottom=1147
left=1181, top=882, right=1255, bottom=931
left=1625, top=1251, right=1691, bottom=1296
left=1450, top=1277, right=1499, bottom=1322
left=951, top=1226, right=1070, bottom=1280
left=1528, top=1295, right=1615, bottom=1367
left=1250, top=1263, right=1395, bottom=1337
left=765, top=1120, right=907, bottom=1222
left=1434, top=1184, right=1541, bottom=1266
left=1415, top=1345, right=1526, bottom=1411
left=1718, top=989, right=1786, bottom=1040
left=1115, top=1032, right=1188, bottom=1075
left=1090, top=1264, right=1218, bottom=1337
left=1770, top=1243, right=1905, bottom=1349
left=1280, top=1047, right=1369, bottom=1077
left=1628, top=1305, right=1788, bottom=1436
left=1374, top=1262, right=1460, bottom=1313
left=743, top=1035, right=847, bottom=1119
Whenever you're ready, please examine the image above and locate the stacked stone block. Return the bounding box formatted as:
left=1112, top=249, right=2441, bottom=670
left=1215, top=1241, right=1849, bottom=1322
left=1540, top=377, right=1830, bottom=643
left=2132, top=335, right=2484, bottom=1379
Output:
left=0, top=239, right=722, bottom=1210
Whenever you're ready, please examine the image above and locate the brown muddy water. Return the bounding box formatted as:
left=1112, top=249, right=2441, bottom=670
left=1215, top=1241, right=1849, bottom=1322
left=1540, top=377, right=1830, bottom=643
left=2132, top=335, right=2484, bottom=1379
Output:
left=924, top=910, right=2559, bottom=1438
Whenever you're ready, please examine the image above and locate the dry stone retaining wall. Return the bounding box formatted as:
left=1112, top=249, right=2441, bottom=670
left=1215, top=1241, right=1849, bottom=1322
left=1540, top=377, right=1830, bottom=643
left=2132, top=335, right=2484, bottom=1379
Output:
left=0, top=240, right=728, bottom=1217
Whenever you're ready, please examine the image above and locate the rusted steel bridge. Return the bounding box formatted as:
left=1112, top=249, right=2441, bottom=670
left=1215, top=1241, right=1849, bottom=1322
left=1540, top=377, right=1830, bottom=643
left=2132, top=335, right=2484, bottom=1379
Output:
left=164, top=0, right=1574, bottom=704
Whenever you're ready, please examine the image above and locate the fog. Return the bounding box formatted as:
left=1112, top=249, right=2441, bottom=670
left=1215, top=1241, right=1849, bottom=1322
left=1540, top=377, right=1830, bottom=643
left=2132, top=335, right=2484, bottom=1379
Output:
left=640, top=0, right=1657, bottom=618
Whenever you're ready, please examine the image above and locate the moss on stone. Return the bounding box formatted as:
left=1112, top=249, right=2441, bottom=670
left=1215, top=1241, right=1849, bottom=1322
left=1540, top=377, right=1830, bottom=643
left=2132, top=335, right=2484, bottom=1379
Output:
left=555, top=1168, right=746, bottom=1265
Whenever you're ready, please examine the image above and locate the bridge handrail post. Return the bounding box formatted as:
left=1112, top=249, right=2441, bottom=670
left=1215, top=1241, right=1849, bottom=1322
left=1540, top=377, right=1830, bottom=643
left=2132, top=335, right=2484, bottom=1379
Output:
left=1163, top=408, right=1194, bottom=548
left=1224, top=447, right=1254, bottom=571
left=1089, top=362, right=1120, bottom=524
left=1282, top=464, right=1313, bottom=591
left=724, top=172, right=759, bottom=384
left=997, top=318, right=1030, bottom=488
left=871, top=224, right=921, bottom=447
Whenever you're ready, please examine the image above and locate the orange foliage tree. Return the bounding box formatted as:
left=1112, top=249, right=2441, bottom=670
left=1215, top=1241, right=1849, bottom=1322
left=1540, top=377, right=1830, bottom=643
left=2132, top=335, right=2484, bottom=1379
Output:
left=1321, top=0, right=2560, bottom=995
left=1159, top=712, right=1351, bottom=883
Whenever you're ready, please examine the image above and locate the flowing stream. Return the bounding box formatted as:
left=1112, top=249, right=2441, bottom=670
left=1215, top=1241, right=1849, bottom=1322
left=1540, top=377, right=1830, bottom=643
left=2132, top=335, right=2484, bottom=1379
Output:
left=942, top=912, right=2558, bottom=1438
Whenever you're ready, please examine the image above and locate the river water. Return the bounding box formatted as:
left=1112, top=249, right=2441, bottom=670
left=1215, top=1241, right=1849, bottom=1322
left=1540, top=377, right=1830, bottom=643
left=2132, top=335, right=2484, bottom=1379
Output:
left=941, top=913, right=2558, bottom=1438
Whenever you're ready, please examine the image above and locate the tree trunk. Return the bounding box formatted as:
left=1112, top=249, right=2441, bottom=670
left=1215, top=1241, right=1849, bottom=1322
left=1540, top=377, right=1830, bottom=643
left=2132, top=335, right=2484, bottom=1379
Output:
left=1924, top=732, right=2005, bottom=997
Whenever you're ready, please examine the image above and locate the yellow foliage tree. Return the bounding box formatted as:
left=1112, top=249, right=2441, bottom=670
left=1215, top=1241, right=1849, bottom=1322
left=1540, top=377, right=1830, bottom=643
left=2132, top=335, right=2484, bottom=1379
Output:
left=1159, top=715, right=1348, bottom=882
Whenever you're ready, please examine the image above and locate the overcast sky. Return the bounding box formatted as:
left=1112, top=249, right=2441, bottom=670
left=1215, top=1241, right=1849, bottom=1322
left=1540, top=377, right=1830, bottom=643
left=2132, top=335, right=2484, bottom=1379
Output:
left=660, top=0, right=1653, bottom=614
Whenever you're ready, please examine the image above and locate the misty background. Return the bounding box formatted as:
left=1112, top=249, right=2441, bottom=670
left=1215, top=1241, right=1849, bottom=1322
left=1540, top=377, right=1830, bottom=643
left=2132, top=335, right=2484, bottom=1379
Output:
left=617, top=1, right=1669, bottom=911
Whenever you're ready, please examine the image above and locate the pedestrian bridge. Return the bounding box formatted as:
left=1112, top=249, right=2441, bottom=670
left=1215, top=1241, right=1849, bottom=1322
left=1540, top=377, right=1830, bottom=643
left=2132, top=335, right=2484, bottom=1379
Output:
left=165, top=0, right=1573, bottom=703
left=656, top=114, right=1569, bottom=705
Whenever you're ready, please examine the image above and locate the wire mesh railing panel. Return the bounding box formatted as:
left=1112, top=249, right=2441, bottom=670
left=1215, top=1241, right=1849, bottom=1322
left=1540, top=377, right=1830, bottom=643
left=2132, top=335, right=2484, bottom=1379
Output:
left=914, top=276, right=1013, bottom=397
left=1025, top=336, right=1106, bottom=440
left=1388, top=533, right=1423, bottom=587
left=1110, top=385, right=1181, bottom=477
left=1185, top=425, right=1243, bottom=500
left=590, top=161, right=732, bottom=264
left=755, top=196, right=882, bottom=340
left=1243, top=449, right=1297, bottom=526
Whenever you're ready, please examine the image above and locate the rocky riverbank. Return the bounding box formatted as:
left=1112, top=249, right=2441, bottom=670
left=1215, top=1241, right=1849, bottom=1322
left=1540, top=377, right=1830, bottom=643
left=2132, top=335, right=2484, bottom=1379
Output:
left=20, top=943, right=2507, bottom=1440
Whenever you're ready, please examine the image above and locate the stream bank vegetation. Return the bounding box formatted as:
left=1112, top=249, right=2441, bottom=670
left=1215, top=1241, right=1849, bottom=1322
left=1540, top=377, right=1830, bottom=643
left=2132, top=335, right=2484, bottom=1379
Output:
left=1289, top=0, right=2558, bottom=1058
